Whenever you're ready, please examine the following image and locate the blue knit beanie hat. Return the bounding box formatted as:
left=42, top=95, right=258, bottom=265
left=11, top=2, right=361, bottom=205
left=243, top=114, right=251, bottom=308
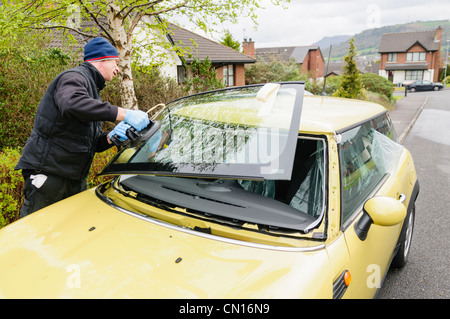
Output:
left=84, top=37, right=119, bottom=62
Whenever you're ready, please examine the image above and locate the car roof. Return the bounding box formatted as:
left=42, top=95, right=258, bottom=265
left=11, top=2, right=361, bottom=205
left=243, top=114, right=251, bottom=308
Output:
left=299, top=95, right=387, bottom=134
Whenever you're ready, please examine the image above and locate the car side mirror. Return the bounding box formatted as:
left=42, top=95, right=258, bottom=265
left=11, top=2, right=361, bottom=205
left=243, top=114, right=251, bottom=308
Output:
left=354, top=196, right=407, bottom=241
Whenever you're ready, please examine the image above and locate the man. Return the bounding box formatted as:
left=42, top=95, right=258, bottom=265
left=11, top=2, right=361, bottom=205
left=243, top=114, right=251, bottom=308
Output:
left=15, top=37, right=149, bottom=218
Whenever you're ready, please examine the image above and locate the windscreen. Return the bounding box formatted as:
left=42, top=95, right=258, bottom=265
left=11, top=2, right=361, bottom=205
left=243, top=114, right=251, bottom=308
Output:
left=100, top=82, right=305, bottom=180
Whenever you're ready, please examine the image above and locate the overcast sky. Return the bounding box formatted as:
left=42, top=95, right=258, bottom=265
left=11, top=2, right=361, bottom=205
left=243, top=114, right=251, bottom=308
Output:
left=186, top=0, right=450, bottom=48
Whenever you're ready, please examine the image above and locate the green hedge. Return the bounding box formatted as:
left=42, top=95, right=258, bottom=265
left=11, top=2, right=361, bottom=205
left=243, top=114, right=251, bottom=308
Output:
left=360, top=73, right=394, bottom=101
left=0, top=147, right=117, bottom=228
left=0, top=148, right=23, bottom=227
left=0, top=48, right=75, bottom=149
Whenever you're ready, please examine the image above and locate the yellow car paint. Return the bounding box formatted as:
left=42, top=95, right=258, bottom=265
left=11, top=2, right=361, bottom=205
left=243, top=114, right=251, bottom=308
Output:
left=0, top=189, right=331, bottom=299
left=0, top=88, right=418, bottom=299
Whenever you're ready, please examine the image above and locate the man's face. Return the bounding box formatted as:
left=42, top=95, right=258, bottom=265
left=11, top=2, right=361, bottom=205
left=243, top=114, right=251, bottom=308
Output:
left=91, top=59, right=119, bottom=81
left=101, top=59, right=120, bottom=81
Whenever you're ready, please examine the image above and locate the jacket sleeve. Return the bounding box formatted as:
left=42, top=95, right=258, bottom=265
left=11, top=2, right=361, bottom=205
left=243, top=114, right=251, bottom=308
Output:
left=54, top=72, right=118, bottom=122
left=95, top=132, right=115, bottom=153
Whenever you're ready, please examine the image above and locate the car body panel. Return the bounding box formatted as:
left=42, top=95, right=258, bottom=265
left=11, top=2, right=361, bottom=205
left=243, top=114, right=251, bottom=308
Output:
left=299, top=96, right=386, bottom=134
left=0, top=189, right=332, bottom=299
left=341, top=147, right=417, bottom=298
left=406, top=80, right=443, bottom=92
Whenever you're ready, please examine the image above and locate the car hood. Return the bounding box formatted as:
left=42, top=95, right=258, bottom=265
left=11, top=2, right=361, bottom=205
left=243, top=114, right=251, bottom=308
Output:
left=0, top=189, right=331, bottom=298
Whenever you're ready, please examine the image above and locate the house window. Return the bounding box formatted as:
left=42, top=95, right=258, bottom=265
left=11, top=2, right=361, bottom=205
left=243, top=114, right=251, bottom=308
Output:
left=387, top=53, right=397, bottom=62
left=177, top=66, right=186, bottom=84
left=406, top=52, right=426, bottom=62
left=405, top=70, right=424, bottom=81
left=223, top=64, right=234, bottom=87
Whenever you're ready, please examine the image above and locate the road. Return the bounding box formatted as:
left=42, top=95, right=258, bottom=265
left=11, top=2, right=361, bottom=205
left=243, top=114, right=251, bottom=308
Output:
left=378, top=89, right=450, bottom=299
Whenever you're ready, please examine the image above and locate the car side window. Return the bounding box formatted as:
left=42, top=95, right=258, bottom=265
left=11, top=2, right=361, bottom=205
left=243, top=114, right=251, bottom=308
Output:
left=339, top=113, right=402, bottom=224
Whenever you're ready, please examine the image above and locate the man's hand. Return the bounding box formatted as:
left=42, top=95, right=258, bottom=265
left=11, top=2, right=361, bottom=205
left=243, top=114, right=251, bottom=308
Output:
left=108, top=121, right=131, bottom=143
left=124, top=110, right=149, bottom=131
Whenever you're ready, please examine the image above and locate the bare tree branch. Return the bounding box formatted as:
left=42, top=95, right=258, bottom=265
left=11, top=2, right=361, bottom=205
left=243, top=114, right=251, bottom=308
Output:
left=31, top=25, right=97, bottom=39
left=127, top=11, right=145, bottom=41
left=122, top=0, right=164, bottom=21
left=148, top=0, right=189, bottom=16
left=78, top=0, right=114, bottom=43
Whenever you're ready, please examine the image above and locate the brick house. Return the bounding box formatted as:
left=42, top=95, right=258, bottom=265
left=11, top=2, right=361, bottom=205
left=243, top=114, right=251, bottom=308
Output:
left=167, top=24, right=256, bottom=87
left=50, top=18, right=255, bottom=88
left=245, top=43, right=325, bottom=80
left=378, top=27, right=443, bottom=85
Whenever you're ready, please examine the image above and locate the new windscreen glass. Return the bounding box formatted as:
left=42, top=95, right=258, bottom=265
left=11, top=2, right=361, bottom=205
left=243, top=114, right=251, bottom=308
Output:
left=101, top=82, right=305, bottom=180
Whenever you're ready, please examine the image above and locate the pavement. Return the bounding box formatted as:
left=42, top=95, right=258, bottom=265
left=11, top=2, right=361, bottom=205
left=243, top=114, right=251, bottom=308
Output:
left=389, top=93, right=428, bottom=144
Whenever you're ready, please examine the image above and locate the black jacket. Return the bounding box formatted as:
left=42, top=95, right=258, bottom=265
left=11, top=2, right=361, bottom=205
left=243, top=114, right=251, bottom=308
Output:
left=16, top=62, right=118, bottom=181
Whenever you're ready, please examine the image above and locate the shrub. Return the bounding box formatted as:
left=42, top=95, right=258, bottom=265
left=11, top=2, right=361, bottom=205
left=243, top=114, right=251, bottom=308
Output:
left=0, top=148, right=23, bottom=227
left=362, top=89, right=395, bottom=111
left=360, top=73, right=394, bottom=101
left=245, top=58, right=304, bottom=84
left=322, top=75, right=342, bottom=95
left=0, top=146, right=118, bottom=229
left=183, top=57, right=225, bottom=94
left=0, top=47, right=74, bottom=150
left=86, top=148, right=118, bottom=189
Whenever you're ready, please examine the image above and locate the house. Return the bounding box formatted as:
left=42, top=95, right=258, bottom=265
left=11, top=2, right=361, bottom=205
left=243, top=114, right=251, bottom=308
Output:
left=324, top=62, right=345, bottom=78
left=50, top=18, right=255, bottom=88
left=250, top=45, right=325, bottom=80
left=166, top=24, right=256, bottom=87
left=378, top=27, right=443, bottom=85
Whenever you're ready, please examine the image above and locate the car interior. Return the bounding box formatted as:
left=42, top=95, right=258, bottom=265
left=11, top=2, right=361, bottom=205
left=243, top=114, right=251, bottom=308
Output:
left=116, top=136, right=326, bottom=232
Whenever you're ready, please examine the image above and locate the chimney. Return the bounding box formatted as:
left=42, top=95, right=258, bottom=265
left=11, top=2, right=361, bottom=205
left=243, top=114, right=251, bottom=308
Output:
left=436, top=26, right=443, bottom=43
left=243, top=38, right=255, bottom=58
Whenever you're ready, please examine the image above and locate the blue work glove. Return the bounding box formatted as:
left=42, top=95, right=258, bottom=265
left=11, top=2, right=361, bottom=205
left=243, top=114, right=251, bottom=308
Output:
left=109, top=121, right=131, bottom=142
left=124, top=110, right=150, bottom=131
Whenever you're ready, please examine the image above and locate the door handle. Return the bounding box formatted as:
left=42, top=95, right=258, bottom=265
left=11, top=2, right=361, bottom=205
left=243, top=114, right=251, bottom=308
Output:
left=398, top=193, right=406, bottom=203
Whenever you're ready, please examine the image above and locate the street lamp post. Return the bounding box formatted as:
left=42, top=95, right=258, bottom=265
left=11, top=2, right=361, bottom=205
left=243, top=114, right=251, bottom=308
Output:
left=321, top=45, right=332, bottom=96
left=444, top=40, right=449, bottom=88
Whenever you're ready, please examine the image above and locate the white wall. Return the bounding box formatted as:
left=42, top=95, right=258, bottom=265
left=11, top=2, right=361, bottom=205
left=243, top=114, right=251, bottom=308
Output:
left=133, top=16, right=182, bottom=80
left=379, top=69, right=434, bottom=85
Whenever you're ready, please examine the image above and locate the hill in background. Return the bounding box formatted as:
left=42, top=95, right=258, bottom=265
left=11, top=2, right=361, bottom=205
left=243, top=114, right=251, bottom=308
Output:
left=316, top=20, right=450, bottom=61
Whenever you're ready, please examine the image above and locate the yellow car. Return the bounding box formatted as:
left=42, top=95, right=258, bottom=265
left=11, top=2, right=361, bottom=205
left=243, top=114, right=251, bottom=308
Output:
left=0, top=82, right=418, bottom=299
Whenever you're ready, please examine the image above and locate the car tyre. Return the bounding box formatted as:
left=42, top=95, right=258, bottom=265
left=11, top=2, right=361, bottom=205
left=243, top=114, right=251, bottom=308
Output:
left=433, top=86, right=439, bottom=91
left=410, top=88, right=416, bottom=93
left=392, top=203, right=415, bottom=268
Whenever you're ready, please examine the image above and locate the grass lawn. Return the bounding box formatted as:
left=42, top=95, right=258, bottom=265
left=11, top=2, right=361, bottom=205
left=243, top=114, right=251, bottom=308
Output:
left=393, top=95, right=403, bottom=102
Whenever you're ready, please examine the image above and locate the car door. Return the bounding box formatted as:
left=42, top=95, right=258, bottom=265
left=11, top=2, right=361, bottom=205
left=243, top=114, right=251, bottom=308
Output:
left=337, top=113, right=412, bottom=298
left=414, top=81, right=423, bottom=91
left=421, top=80, right=432, bottom=91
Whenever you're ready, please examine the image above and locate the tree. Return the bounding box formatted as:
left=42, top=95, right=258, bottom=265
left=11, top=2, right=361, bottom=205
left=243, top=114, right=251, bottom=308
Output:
left=0, top=2, right=30, bottom=49
left=184, top=57, right=224, bottom=93
left=333, top=38, right=363, bottom=99
left=245, top=58, right=302, bottom=84
left=220, top=30, right=240, bottom=51
left=6, top=0, right=290, bottom=110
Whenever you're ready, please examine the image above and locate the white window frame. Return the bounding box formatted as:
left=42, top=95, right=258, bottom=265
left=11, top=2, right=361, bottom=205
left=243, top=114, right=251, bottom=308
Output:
left=223, top=64, right=234, bottom=87
left=387, top=53, right=397, bottom=62
left=405, top=70, right=424, bottom=81
left=406, top=52, right=426, bottom=62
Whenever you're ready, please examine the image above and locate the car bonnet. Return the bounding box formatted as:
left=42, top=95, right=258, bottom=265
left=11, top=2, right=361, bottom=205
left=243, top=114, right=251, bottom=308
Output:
left=0, top=189, right=331, bottom=298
